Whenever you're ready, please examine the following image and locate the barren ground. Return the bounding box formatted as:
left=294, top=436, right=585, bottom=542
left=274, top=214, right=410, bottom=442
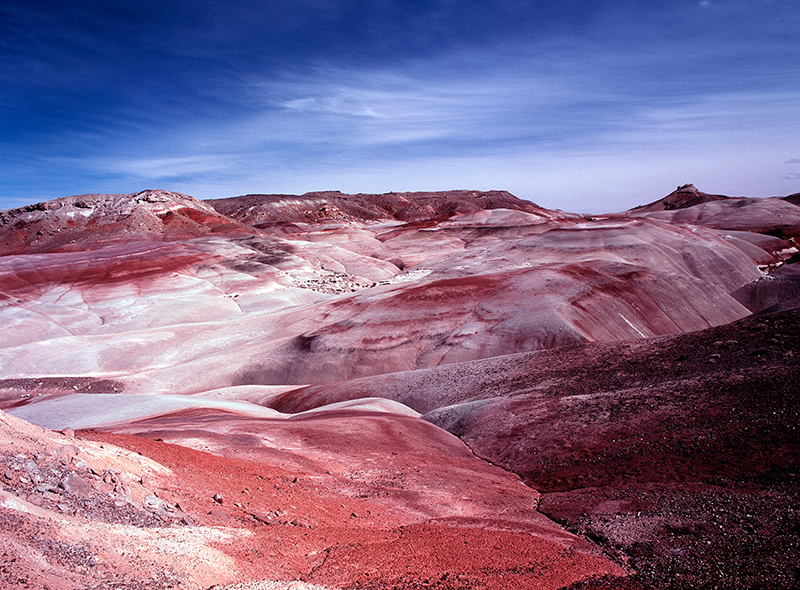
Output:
left=1, top=186, right=798, bottom=589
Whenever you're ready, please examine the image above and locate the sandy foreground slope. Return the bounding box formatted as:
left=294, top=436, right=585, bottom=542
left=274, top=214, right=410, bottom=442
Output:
left=0, top=405, right=624, bottom=589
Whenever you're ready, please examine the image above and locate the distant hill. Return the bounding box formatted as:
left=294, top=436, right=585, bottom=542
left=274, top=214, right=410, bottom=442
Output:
left=628, top=183, right=729, bottom=212
left=0, top=189, right=247, bottom=255
left=783, top=192, right=800, bottom=206
left=205, top=189, right=567, bottom=226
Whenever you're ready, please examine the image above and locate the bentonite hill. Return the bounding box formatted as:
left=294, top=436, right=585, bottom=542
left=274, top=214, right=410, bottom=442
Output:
left=0, top=185, right=798, bottom=590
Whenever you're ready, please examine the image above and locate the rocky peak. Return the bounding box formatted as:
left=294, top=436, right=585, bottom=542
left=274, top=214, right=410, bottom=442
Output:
left=629, top=184, right=729, bottom=213
left=0, top=190, right=244, bottom=255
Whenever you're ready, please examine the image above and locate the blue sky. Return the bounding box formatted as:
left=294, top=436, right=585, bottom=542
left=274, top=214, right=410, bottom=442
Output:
left=1, top=0, right=799, bottom=213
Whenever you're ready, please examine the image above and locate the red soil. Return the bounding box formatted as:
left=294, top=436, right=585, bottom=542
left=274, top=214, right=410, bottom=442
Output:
left=0, top=241, right=209, bottom=299
left=78, top=429, right=626, bottom=589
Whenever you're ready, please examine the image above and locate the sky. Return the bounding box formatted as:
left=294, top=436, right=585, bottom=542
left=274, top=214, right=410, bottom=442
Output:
left=1, top=0, right=799, bottom=213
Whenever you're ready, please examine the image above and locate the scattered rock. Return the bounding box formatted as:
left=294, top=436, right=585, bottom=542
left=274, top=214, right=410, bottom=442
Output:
left=103, top=469, right=120, bottom=484
left=54, top=444, right=80, bottom=464
left=143, top=494, right=162, bottom=512
left=60, top=473, right=92, bottom=497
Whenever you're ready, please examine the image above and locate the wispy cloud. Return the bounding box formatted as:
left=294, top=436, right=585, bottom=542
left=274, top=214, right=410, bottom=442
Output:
left=95, top=156, right=236, bottom=180
left=281, top=95, right=386, bottom=119
left=2, top=0, right=800, bottom=212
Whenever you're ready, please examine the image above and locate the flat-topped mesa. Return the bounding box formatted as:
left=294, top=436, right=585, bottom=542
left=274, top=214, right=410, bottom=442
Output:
left=205, top=189, right=567, bottom=226
left=629, top=183, right=730, bottom=213
left=0, top=189, right=247, bottom=255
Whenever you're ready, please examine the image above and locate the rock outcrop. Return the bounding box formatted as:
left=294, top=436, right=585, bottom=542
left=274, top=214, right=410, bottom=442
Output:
left=628, top=183, right=729, bottom=212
